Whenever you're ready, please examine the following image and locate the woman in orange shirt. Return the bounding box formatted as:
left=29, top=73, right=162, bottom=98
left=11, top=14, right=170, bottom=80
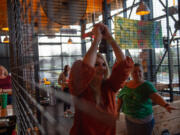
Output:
left=69, top=23, right=133, bottom=135
left=58, top=65, right=71, bottom=111
left=58, top=65, right=71, bottom=91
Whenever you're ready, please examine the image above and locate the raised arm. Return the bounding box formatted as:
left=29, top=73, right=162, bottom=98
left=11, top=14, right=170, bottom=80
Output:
left=83, top=24, right=102, bottom=67
left=102, top=24, right=125, bottom=63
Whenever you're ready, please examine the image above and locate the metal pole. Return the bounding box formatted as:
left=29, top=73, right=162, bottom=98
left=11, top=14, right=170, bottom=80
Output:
left=34, top=35, right=41, bottom=123
left=178, top=0, right=180, bottom=26
left=178, top=0, right=180, bottom=92
left=123, top=0, right=127, bottom=18
left=177, top=40, right=180, bottom=92
left=109, top=2, right=140, bottom=19
left=101, top=0, right=113, bottom=68
left=141, top=0, right=156, bottom=82
left=165, top=0, right=174, bottom=102
left=80, top=19, right=87, bottom=57
left=155, top=49, right=168, bottom=75
left=123, top=0, right=130, bottom=58
left=128, top=0, right=136, bottom=19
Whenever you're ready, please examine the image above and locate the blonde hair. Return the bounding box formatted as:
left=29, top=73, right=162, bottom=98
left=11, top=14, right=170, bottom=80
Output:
left=97, top=53, right=110, bottom=79
left=0, top=66, right=8, bottom=76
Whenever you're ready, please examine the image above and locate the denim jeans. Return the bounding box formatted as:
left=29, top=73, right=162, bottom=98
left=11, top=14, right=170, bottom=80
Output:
left=126, top=117, right=155, bottom=135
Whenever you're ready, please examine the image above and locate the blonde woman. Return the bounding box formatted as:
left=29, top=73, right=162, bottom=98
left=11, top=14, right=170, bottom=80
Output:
left=69, top=23, right=133, bottom=135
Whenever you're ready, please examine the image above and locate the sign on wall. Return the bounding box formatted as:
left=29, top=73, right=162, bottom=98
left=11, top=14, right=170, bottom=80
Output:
left=114, top=17, right=163, bottom=49
left=60, top=29, right=77, bottom=34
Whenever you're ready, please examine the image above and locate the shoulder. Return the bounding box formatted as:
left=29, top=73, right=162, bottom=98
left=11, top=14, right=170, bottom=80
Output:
left=122, top=81, right=131, bottom=88
left=143, top=81, right=154, bottom=87
left=72, top=60, right=88, bottom=68
left=59, top=73, right=64, bottom=78
left=71, top=60, right=83, bottom=70
left=143, top=80, right=157, bottom=92
left=5, top=75, right=11, bottom=80
left=6, top=75, right=11, bottom=78
left=125, top=80, right=133, bottom=86
left=71, top=60, right=94, bottom=73
left=117, top=85, right=129, bottom=97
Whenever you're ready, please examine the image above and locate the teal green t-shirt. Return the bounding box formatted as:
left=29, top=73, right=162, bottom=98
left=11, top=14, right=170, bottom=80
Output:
left=117, top=81, right=157, bottom=119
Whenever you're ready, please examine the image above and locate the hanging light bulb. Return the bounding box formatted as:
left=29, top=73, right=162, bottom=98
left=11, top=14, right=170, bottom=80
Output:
left=136, top=1, right=150, bottom=16
left=68, top=38, right=72, bottom=44
left=3, top=36, right=9, bottom=43
left=1, top=27, right=9, bottom=31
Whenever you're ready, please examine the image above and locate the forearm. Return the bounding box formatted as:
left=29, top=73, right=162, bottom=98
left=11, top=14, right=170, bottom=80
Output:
left=150, top=92, right=177, bottom=113
left=107, top=36, right=125, bottom=63
left=83, top=39, right=100, bottom=67
left=150, top=93, right=168, bottom=107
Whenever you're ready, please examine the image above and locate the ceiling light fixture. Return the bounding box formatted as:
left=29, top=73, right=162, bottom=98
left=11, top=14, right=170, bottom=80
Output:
left=2, top=27, right=9, bottom=31
left=3, top=36, right=9, bottom=43
left=136, top=1, right=150, bottom=16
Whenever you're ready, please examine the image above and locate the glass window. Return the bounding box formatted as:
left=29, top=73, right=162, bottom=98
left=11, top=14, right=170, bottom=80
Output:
left=39, top=45, right=61, bottom=56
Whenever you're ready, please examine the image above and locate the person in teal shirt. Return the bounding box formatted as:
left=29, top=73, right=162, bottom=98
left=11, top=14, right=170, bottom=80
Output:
left=117, top=63, right=176, bottom=135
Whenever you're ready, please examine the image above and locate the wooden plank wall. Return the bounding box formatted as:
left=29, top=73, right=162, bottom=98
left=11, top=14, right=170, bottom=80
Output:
left=116, top=100, right=180, bottom=135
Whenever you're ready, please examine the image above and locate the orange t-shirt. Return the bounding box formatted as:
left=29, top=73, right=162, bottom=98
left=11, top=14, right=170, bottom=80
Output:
left=69, top=57, right=133, bottom=135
